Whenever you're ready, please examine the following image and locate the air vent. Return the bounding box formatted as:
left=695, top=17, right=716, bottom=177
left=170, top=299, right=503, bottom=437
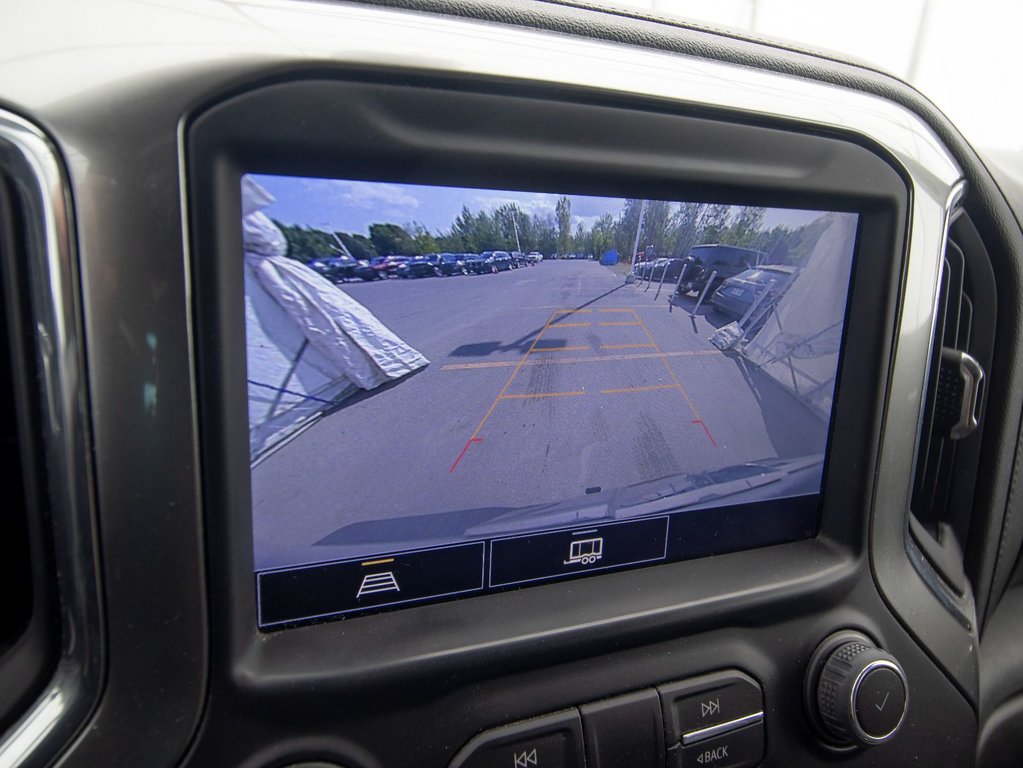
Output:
left=909, top=208, right=996, bottom=598
left=0, top=170, right=58, bottom=734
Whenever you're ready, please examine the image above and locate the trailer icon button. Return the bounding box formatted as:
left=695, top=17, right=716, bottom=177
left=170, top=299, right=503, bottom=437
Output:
left=564, top=536, right=603, bottom=566
left=489, top=517, right=668, bottom=587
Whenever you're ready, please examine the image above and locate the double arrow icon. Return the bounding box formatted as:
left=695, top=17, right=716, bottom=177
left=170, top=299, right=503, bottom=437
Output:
left=513, top=748, right=538, bottom=768
left=700, top=698, right=721, bottom=718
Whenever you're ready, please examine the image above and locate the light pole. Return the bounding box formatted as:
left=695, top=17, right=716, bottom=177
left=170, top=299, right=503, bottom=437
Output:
left=317, top=223, right=354, bottom=259
left=629, top=199, right=648, bottom=272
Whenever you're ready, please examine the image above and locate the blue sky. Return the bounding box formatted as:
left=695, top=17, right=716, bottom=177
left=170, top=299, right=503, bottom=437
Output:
left=246, top=174, right=827, bottom=235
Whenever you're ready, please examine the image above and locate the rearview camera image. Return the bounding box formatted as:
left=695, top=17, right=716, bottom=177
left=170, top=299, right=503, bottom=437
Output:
left=242, top=174, right=858, bottom=626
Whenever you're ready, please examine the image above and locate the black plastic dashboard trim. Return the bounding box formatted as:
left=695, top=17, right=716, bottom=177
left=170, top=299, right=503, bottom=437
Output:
left=174, top=71, right=976, bottom=768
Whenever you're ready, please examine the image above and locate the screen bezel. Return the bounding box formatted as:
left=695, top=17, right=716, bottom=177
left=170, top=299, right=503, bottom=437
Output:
left=188, top=70, right=907, bottom=688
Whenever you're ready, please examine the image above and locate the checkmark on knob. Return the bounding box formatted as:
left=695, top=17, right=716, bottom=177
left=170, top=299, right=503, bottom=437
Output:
left=876, top=691, right=891, bottom=712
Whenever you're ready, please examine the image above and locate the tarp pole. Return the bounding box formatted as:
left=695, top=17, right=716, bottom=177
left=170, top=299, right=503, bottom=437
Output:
left=267, top=339, right=309, bottom=420
left=690, top=270, right=717, bottom=318
left=654, top=263, right=669, bottom=300
left=738, top=279, right=777, bottom=330
left=669, top=263, right=688, bottom=312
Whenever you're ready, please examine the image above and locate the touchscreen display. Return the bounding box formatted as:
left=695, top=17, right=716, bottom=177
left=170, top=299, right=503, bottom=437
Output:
left=242, top=174, right=858, bottom=628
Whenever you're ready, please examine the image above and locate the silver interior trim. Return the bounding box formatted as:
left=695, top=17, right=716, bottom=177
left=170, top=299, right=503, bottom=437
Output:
left=849, top=659, right=909, bottom=744
left=0, top=112, right=101, bottom=768
left=681, top=711, right=764, bottom=745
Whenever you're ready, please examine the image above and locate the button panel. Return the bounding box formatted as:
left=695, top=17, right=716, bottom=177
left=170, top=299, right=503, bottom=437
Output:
left=449, top=670, right=764, bottom=768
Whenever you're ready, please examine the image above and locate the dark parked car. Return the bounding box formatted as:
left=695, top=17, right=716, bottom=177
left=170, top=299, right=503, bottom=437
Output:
left=648, top=257, right=685, bottom=282
left=353, top=256, right=387, bottom=281
left=463, top=253, right=490, bottom=274
left=477, top=250, right=513, bottom=272
left=657, top=258, right=687, bottom=282
left=398, top=254, right=442, bottom=278
left=490, top=251, right=515, bottom=271
left=677, top=244, right=764, bottom=295
left=635, top=258, right=666, bottom=280
left=438, top=252, right=469, bottom=275
left=308, top=255, right=358, bottom=282
left=710, top=265, right=797, bottom=319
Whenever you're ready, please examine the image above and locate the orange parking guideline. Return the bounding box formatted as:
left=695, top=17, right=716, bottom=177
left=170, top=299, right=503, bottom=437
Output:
left=600, top=343, right=655, bottom=350
left=530, top=345, right=590, bottom=353
left=500, top=391, right=587, bottom=399
left=630, top=308, right=716, bottom=446
left=450, top=309, right=559, bottom=472
left=549, top=321, right=591, bottom=328
left=601, top=384, right=681, bottom=395
left=440, top=349, right=720, bottom=371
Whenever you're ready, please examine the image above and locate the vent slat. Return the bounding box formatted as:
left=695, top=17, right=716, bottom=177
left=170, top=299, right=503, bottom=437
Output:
left=909, top=210, right=992, bottom=598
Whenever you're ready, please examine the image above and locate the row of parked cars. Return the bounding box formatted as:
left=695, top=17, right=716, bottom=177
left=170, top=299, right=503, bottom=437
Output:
left=310, top=250, right=545, bottom=283
left=632, top=244, right=797, bottom=319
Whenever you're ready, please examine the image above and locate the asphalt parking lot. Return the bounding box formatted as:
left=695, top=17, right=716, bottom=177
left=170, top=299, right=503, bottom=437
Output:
left=252, top=259, right=829, bottom=569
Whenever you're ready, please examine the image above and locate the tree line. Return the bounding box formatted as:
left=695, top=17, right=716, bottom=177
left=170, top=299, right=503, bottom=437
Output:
left=273, top=196, right=832, bottom=267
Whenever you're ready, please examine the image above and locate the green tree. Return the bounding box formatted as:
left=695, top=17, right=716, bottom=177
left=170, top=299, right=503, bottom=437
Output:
left=696, top=204, right=732, bottom=243
left=273, top=221, right=339, bottom=263
left=531, top=212, right=558, bottom=255
left=407, top=221, right=440, bottom=254
left=555, top=195, right=572, bottom=255
left=721, top=206, right=765, bottom=247
left=369, top=223, right=416, bottom=255
left=612, top=199, right=645, bottom=260
left=639, top=200, right=674, bottom=256
left=671, top=202, right=702, bottom=257
left=589, top=212, right=616, bottom=257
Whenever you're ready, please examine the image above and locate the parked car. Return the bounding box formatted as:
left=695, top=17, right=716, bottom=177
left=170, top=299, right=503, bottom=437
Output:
left=644, top=258, right=671, bottom=280
left=398, top=254, right=442, bottom=278
left=710, top=265, right=797, bottom=319
left=677, top=244, right=765, bottom=295
left=511, top=252, right=529, bottom=268
left=463, top=253, right=490, bottom=274
left=653, top=257, right=687, bottom=283
left=438, top=252, right=469, bottom=275
left=308, top=255, right=359, bottom=282
left=634, top=259, right=658, bottom=280
left=353, top=256, right=387, bottom=281
left=490, top=251, right=515, bottom=271
left=527, top=252, right=543, bottom=263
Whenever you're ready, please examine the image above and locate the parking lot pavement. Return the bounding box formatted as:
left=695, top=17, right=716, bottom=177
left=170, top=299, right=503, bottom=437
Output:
left=252, top=260, right=830, bottom=569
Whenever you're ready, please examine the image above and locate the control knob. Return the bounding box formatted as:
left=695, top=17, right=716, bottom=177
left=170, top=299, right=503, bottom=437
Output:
left=807, top=632, right=908, bottom=747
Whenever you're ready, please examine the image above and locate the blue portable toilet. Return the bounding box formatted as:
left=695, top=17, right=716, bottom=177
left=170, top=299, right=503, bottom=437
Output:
left=600, top=249, right=619, bottom=266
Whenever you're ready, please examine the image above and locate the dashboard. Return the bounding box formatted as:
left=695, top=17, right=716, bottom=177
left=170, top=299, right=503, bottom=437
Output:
left=2, top=2, right=1023, bottom=767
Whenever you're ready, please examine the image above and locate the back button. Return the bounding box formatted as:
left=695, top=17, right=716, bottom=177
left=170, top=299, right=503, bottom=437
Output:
left=675, top=723, right=764, bottom=768
left=450, top=710, right=584, bottom=768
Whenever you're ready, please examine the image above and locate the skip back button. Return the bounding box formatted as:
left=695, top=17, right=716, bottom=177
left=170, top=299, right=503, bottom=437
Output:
left=449, top=710, right=584, bottom=768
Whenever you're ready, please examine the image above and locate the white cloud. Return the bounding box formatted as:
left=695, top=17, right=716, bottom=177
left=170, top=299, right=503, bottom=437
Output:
left=572, top=214, right=602, bottom=230
left=470, top=194, right=559, bottom=216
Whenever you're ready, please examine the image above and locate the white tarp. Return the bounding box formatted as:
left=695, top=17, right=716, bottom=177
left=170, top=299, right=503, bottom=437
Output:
left=243, top=177, right=428, bottom=461
left=741, top=212, right=857, bottom=418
